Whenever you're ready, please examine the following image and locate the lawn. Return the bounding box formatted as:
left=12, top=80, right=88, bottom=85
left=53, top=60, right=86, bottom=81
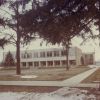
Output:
left=0, top=66, right=90, bottom=81
left=82, top=68, right=100, bottom=83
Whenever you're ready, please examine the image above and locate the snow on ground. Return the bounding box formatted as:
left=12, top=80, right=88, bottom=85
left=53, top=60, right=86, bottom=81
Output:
left=20, top=75, right=38, bottom=78
left=0, top=87, right=96, bottom=100
left=88, top=65, right=98, bottom=68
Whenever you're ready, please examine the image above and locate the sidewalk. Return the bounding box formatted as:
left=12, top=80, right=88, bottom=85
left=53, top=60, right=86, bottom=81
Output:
left=0, top=68, right=99, bottom=87
left=61, top=67, right=98, bottom=86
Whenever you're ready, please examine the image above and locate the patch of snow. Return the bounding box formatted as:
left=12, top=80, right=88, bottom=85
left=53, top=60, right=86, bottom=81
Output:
left=20, top=75, right=37, bottom=79
left=0, top=67, right=3, bottom=69
left=0, top=92, right=25, bottom=100
left=88, top=65, right=97, bottom=68
left=0, top=87, right=96, bottom=100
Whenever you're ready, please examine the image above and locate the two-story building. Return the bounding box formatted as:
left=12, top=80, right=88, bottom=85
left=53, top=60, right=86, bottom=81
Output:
left=3, top=47, right=95, bottom=68
left=20, top=47, right=82, bottom=68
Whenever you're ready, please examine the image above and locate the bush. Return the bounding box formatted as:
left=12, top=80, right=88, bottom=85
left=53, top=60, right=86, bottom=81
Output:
left=3, top=51, right=15, bottom=67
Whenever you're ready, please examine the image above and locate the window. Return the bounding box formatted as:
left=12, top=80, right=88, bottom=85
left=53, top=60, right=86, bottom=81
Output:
left=41, top=61, right=46, bottom=66
left=21, top=53, right=27, bottom=59
left=48, top=61, right=53, bottom=66
left=89, top=54, right=94, bottom=64
left=55, top=61, right=60, bottom=66
left=54, top=51, right=59, bottom=57
left=34, top=62, right=39, bottom=67
left=70, top=60, right=76, bottom=65
left=61, top=50, right=66, bottom=56
left=27, top=53, right=32, bottom=58
left=22, top=62, right=26, bottom=67
left=47, top=51, right=52, bottom=57
left=28, top=62, right=33, bottom=66
left=21, top=54, right=25, bottom=58
left=21, top=52, right=32, bottom=59
left=34, top=52, right=38, bottom=58
left=62, top=60, right=66, bottom=65
left=40, top=52, right=45, bottom=57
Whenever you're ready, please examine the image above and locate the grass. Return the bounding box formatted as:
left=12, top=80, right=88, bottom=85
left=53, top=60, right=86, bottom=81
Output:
left=0, top=67, right=29, bottom=70
left=82, top=68, right=100, bottom=83
left=0, top=66, right=90, bottom=81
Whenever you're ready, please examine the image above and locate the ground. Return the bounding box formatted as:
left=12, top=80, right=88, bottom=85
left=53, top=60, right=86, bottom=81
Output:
left=0, top=86, right=60, bottom=93
left=0, top=66, right=99, bottom=100
left=82, top=68, right=100, bottom=83
left=0, top=66, right=90, bottom=81
left=0, top=86, right=99, bottom=100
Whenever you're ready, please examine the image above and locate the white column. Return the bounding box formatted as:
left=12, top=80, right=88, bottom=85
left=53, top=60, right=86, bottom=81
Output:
left=26, top=62, right=29, bottom=68
left=53, top=61, right=55, bottom=67
left=20, top=62, right=22, bottom=68
left=59, top=50, right=61, bottom=57
left=45, top=51, right=47, bottom=58
left=52, top=51, right=54, bottom=57
left=33, top=62, right=34, bottom=68
left=46, top=61, right=48, bottom=67
left=60, top=60, right=62, bottom=67
left=39, top=61, right=41, bottom=68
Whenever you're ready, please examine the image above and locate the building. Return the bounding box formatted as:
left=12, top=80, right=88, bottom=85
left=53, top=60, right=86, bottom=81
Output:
left=82, top=52, right=95, bottom=65
left=3, top=47, right=95, bottom=68
left=20, top=47, right=83, bottom=68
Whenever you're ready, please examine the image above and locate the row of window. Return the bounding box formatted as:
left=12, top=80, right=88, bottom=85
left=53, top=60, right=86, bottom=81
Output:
left=22, top=60, right=67, bottom=67
left=21, top=50, right=66, bottom=59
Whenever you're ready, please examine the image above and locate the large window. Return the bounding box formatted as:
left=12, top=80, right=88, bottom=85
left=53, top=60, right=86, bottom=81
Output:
left=47, top=51, right=52, bottom=57
left=70, top=60, right=76, bottom=65
left=40, top=52, right=45, bottom=57
left=89, top=54, right=94, bottom=64
left=55, top=61, right=60, bottom=66
left=34, top=62, right=39, bottom=67
left=28, top=62, right=33, bottom=66
left=33, top=52, right=38, bottom=58
left=61, top=50, right=66, bottom=56
left=41, top=61, right=46, bottom=66
left=21, top=53, right=32, bottom=59
left=62, top=60, right=66, bottom=65
left=54, top=51, right=59, bottom=57
left=22, top=62, right=26, bottom=67
left=27, top=53, right=32, bottom=58
left=47, top=61, right=53, bottom=66
left=21, top=54, right=25, bottom=59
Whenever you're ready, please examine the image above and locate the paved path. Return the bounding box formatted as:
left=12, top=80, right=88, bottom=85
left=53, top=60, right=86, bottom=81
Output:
left=76, top=83, right=99, bottom=88
left=61, top=67, right=98, bottom=86
left=0, top=68, right=99, bottom=87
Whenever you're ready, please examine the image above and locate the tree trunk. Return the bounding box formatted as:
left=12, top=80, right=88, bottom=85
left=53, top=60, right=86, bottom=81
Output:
left=16, top=36, right=21, bottom=75
left=16, top=2, right=21, bottom=75
left=65, top=44, right=69, bottom=70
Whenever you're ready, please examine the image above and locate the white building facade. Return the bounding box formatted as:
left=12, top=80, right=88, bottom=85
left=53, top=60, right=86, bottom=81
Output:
left=20, top=47, right=82, bottom=68
left=3, top=47, right=94, bottom=68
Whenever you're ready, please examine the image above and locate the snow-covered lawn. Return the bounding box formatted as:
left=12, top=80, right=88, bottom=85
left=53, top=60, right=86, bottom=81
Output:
left=0, top=87, right=96, bottom=100
left=20, top=75, right=38, bottom=79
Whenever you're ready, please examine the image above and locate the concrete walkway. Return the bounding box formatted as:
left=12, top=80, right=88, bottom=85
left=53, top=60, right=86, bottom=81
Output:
left=76, top=83, right=99, bottom=88
left=0, top=68, right=99, bottom=87
left=61, top=67, right=98, bottom=86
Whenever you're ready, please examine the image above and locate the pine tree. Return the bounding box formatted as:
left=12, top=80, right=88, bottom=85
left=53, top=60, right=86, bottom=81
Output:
left=4, top=51, right=15, bottom=67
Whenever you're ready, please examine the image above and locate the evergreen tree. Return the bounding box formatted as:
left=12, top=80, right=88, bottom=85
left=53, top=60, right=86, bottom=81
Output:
left=4, top=51, right=15, bottom=67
